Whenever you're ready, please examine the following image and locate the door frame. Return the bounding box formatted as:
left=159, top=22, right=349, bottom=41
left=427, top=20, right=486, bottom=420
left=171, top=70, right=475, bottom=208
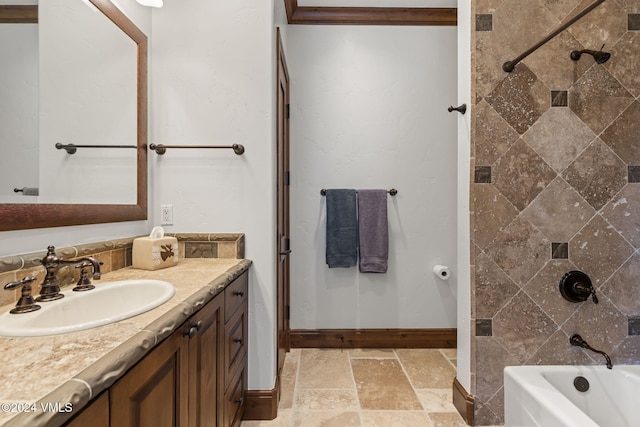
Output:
left=276, top=27, right=291, bottom=382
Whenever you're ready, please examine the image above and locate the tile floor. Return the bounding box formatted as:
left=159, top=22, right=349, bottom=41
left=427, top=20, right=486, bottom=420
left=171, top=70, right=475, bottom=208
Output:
left=241, top=348, right=468, bottom=427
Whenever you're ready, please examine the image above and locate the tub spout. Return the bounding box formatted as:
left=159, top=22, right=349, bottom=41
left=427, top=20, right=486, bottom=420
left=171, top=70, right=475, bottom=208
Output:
left=570, top=334, right=613, bottom=369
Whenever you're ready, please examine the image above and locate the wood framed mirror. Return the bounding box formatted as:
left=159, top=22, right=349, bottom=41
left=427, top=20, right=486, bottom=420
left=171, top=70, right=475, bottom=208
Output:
left=0, top=0, right=147, bottom=232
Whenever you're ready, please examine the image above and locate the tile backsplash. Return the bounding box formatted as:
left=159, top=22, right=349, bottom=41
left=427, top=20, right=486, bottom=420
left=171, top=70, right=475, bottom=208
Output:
left=0, top=233, right=244, bottom=309
left=472, top=0, right=640, bottom=424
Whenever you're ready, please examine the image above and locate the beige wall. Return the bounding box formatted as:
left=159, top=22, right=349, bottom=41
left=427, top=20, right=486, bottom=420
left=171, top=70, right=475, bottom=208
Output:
left=471, top=0, right=640, bottom=424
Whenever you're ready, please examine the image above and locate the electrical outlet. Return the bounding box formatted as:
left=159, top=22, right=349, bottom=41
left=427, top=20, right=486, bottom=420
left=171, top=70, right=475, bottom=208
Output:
left=161, top=205, right=173, bottom=225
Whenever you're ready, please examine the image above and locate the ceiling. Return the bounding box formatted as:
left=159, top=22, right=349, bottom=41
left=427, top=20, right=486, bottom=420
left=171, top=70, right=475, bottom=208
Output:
left=284, top=0, right=457, bottom=25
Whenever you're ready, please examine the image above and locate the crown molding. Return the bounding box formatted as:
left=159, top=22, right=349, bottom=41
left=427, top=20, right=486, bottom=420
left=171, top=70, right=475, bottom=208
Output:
left=284, top=0, right=456, bottom=26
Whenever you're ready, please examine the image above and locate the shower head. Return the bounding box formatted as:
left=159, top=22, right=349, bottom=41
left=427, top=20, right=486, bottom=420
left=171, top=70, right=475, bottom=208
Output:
left=570, top=47, right=611, bottom=64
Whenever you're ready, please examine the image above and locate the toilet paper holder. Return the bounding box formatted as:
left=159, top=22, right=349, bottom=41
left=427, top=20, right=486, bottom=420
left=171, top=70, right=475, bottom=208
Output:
left=433, top=265, right=450, bottom=280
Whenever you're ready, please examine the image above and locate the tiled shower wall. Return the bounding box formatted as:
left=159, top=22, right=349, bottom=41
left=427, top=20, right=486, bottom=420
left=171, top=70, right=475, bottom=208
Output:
left=471, top=0, right=640, bottom=424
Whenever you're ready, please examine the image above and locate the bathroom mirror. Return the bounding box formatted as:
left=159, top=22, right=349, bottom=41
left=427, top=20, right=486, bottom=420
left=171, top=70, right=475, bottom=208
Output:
left=0, top=0, right=147, bottom=231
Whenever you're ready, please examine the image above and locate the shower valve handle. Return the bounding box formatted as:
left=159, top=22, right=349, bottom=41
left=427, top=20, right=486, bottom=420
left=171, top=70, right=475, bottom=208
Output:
left=559, top=270, right=598, bottom=304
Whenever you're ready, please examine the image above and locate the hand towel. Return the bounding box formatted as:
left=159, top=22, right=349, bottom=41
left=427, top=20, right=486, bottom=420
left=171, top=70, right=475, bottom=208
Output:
left=325, top=189, right=358, bottom=268
left=357, top=189, right=388, bottom=273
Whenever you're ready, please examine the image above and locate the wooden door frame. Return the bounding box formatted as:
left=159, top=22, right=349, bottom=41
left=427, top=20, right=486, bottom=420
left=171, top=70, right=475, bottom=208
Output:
left=276, top=27, right=291, bottom=382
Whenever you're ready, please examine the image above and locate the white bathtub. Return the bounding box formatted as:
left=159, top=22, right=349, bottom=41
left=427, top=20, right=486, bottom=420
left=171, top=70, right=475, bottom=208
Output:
left=504, top=365, right=640, bottom=427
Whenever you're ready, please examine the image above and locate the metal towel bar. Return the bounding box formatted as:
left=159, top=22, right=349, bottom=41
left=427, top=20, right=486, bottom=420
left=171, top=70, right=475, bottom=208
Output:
left=55, top=143, right=137, bottom=154
left=320, top=189, right=397, bottom=196
left=149, top=143, right=245, bottom=156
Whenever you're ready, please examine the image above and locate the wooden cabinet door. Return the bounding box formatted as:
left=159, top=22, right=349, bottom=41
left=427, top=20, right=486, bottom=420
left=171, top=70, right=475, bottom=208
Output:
left=65, top=391, right=109, bottom=427
left=188, top=295, right=224, bottom=427
left=110, top=326, right=189, bottom=427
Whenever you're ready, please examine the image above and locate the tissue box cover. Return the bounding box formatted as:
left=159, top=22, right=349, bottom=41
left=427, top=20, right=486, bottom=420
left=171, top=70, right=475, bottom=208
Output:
left=132, top=236, right=179, bottom=270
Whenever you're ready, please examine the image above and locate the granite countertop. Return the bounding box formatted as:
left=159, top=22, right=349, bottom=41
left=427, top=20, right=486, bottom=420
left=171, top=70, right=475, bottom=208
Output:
left=0, top=258, right=251, bottom=427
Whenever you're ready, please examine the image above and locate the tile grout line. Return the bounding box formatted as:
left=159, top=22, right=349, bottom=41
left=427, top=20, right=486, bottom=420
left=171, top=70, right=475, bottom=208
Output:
left=394, top=349, right=426, bottom=410
left=288, top=349, right=302, bottom=426
left=345, top=349, right=365, bottom=426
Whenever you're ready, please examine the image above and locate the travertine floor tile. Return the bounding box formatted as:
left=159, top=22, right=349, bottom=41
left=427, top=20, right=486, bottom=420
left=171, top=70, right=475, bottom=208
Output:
left=279, top=349, right=301, bottom=409
left=428, top=412, right=467, bottom=427
left=360, top=411, right=434, bottom=427
left=293, top=411, right=361, bottom=427
left=439, top=348, right=457, bottom=360
left=396, top=349, right=456, bottom=389
left=351, top=359, right=421, bottom=410
left=241, top=348, right=463, bottom=427
left=415, top=389, right=456, bottom=413
left=298, top=349, right=353, bottom=389
left=242, top=409, right=293, bottom=426
left=295, top=389, right=359, bottom=410
left=348, top=348, right=396, bottom=358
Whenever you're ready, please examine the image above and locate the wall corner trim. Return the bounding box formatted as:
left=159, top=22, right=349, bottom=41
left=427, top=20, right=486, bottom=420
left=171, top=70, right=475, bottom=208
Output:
left=242, top=377, right=279, bottom=421
left=453, top=377, right=474, bottom=425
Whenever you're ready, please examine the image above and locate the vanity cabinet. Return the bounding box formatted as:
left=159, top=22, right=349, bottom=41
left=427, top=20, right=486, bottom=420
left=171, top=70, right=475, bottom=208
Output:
left=110, top=321, right=189, bottom=426
left=223, top=272, right=248, bottom=427
left=187, top=293, right=225, bottom=427
left=66, top=392, right=109, bottom=427
left=63, top=271, right=248, bottom=427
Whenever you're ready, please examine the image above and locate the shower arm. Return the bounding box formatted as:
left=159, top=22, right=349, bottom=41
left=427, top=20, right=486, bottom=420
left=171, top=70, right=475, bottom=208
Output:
left=502, top=0, right=605, bottom=72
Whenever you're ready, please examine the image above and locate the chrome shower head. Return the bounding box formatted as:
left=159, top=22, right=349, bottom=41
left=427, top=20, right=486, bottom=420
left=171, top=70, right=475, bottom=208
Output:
left=570, top=45, right=611, bottom=64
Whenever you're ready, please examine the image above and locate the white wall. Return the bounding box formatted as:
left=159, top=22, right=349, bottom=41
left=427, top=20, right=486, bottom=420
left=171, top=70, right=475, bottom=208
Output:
left=287, top=25, right=458, bottom=329
left=150, top=0, right=277, bottom=391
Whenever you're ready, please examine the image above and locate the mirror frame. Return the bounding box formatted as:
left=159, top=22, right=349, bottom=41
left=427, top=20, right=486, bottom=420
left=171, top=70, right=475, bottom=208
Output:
left=0, top=0, right=147, bottom=232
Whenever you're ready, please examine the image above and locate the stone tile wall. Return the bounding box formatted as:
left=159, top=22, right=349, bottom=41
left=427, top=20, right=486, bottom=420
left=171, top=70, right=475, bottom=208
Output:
left=472, top=0, right=640, bottom=424
left=0, top=233, right=244, bottom=309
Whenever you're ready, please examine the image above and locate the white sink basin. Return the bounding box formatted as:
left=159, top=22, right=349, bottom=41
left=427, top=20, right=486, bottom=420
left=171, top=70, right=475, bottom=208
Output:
left=0, top=279, right=175, bottom=337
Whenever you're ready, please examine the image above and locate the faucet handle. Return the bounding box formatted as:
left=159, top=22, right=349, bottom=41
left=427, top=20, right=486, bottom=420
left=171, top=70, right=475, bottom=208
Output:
left=4, top=276, right=36, bottom=290
left=4, top=276, right=41, bottom=314
left=559, top=270, right=598, bottom=304
left=73, top=261, right=97, bottom=291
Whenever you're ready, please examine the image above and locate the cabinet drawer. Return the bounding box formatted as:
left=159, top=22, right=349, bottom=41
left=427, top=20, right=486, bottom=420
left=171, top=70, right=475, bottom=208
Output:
left=224, top=364, right=246, bottom=427
left=225, top=305, right=247, bottom=387
left=224, top=272, right=248, bottom=322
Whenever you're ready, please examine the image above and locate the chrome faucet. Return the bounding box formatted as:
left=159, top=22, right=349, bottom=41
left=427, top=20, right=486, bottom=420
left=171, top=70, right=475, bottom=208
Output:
left=570, top=334, right=613, bottom=369
left=38, top=246, right=102, bottom=301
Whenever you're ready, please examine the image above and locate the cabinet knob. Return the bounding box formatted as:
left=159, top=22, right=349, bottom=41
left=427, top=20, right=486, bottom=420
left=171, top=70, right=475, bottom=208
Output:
left=233, top=337, right=244, bottom=345
left=184, top=326, right=198, bottom=339
left=233, top=291, right=244, bottom=297
left=183, top=320, right=203, bottom=339
left=235, top=397, right=244, bottom=405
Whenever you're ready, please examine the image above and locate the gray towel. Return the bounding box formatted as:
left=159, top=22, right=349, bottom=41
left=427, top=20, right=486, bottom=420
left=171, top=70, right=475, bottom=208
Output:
left=325, top=189, right=358, bottom=268
left=358, top=189, right=388, bottom=273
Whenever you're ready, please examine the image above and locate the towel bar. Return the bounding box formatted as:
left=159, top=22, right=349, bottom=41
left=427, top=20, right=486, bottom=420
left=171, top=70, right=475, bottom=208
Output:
left=149, top=143, right=245, bottom=156
left=55, top=143, right=137, bottom=155
left=320, top=189, right=397, bottom=196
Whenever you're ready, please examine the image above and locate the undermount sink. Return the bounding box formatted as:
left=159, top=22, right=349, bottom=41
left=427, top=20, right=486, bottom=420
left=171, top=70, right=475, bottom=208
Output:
left=0, top=279, right=175, bottom=337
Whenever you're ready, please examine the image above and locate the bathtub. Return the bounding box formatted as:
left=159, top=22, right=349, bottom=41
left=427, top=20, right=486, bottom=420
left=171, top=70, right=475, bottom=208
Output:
left=504, top=365, right=640, bottom=427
